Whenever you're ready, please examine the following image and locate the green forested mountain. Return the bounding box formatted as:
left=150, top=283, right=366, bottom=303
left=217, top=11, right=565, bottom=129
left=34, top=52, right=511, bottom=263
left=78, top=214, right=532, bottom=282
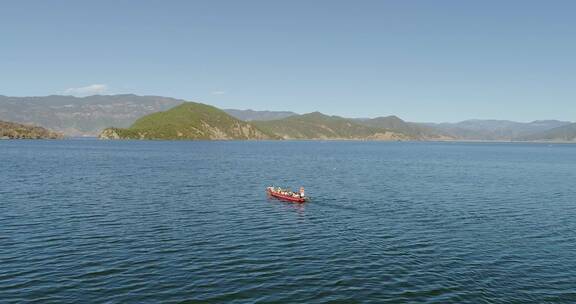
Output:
left=354, top=116, right=452, bottom=140
left=252, top=112, right=410, bottom=140
left=0, top=121, right=63, bottom=139
left=99, top=102, right=276, bottom=140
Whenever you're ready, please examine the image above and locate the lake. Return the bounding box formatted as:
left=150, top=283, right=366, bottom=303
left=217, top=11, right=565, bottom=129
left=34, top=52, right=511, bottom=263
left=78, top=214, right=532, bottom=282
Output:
left=1, top=140, right=576, bottom=303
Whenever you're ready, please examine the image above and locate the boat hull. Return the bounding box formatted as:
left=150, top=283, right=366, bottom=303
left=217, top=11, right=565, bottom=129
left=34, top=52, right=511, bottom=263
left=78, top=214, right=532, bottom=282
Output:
left=267, top=189, right=307, bottom=203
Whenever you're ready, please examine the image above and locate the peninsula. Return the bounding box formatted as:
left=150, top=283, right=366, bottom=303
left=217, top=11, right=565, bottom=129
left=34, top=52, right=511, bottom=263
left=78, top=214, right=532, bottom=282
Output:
left=0, top=120, right=63, bottom=139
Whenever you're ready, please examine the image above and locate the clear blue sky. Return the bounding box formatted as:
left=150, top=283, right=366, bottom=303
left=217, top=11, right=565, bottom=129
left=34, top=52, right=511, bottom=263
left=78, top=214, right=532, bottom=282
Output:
left=1, top=0, right=575, bottom=122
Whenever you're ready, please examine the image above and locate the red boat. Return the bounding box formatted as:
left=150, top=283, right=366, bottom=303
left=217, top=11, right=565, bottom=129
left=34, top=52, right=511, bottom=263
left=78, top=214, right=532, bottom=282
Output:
left=266, top=186, right=307, bottom=203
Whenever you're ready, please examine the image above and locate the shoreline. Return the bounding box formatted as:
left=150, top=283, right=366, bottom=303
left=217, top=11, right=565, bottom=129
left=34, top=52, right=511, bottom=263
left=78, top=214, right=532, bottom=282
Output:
left=52, top=137, right=576, bottom=144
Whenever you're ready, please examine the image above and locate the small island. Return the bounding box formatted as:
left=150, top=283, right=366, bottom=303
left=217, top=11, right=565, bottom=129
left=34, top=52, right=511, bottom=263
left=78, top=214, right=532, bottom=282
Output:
left=0, top=120, right=63, bottom=139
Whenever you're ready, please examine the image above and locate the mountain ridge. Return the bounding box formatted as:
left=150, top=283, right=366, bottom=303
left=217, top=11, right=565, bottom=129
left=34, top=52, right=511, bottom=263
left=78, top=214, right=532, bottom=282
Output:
left=424, top=119, right=572, bottom=140
left=353, top=116, right=453, bottom=140
left=0, top=94, right=573, bottom=141
left=519, top=123, right=576, bottom=142
left=0, top=94, right=184, bottom=136
left=252, top=112, right=411, bottom=140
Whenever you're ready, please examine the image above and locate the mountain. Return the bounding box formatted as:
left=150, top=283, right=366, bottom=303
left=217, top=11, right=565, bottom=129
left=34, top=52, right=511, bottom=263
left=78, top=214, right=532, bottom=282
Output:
left=252, top=112, right=409, bottom=140
left=223, top=109, right=297, bottom=121
left=99, top=102, right=276, bottom=140
left=354, top=116, right=452, bottom=140
left=519, top=123, right=576, bottom=142
left=2, top=94, right=572, bottom=141
left=0, top=95, right=183, bottom=136
left=425, top=119, right=572, bottom=140
left=0, top=120, right=63, bottom=139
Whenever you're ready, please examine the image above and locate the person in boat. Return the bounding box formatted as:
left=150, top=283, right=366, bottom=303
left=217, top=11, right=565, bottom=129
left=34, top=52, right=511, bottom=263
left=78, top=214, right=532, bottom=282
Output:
left=269, top=186, right=305, bottom=198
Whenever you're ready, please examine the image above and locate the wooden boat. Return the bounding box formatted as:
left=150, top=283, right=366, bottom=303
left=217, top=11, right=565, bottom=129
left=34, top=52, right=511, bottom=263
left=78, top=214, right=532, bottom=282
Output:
left=266, top=186, right=307, bottom=203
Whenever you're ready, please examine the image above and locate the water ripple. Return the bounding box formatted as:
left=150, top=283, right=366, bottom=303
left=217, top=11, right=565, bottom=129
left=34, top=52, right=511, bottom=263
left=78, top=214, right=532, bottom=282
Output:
left=1, top=140, right=576, bottom=303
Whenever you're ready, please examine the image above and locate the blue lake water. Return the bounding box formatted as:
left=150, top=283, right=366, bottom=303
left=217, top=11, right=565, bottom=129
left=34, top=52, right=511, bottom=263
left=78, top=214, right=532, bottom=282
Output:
left=1, top=140, right=576, bottom=303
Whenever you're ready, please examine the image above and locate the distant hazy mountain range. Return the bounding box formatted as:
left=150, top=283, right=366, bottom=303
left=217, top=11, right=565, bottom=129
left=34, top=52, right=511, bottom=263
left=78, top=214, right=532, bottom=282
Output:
left=424, top=119, right=571, bottom=141
left=1, top=94, right=574, bottom=141
left=519, top=122, right=576, bottom=141
left=222, top=109, right=297, bottom=121
left=0, top=95, right=182, bottom=136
